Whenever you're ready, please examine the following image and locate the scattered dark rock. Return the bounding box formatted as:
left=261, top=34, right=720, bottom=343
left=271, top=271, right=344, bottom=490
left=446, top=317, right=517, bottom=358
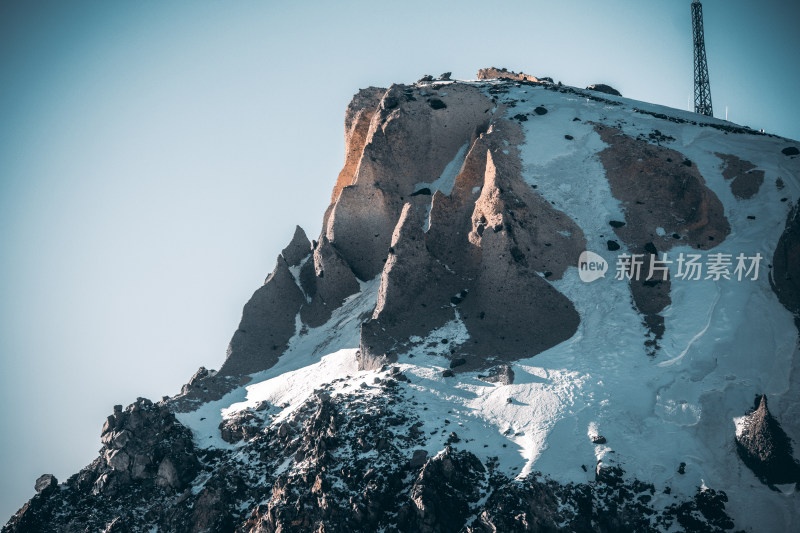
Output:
left=609, top=220, right=626, bottom=228
left=781, top=146, right=799, bottom=156
left=513, top=113, right=528, bottom=122
left=607, top=240, right=620, bottom=251
left=586, top=84, right=622, bottom=96
left=418, top=74, right=434, bottom=83
left=410, top=449, right=428, bottom=468
left=449, top=358, right=467, bottom=369
left=410, top=187, right=432, bottom=196
left=428, top=98, right=447, bottom=110
left=438, top=72, right=452, bottom=81
left=442, top=369, right=455, bottom=378
left=591, top=435, right=607, bottom=445
left=595, top=462, right=624, bottom=485
left=534, top=106, right=548, bottom=115
left=564, top=134, right=574, bottom=140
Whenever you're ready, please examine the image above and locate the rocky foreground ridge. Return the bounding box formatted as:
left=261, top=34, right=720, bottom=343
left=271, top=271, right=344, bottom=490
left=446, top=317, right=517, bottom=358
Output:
left=6, top=69, right=800, bottom=532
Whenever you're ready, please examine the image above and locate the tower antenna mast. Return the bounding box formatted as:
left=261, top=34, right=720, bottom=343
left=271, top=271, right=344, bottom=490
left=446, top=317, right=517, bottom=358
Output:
left=691, top=1, right=713, bottom=116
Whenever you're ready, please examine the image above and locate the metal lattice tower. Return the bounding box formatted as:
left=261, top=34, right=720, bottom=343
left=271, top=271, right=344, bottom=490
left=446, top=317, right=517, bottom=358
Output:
left=691, top=1, right=713, bottom=116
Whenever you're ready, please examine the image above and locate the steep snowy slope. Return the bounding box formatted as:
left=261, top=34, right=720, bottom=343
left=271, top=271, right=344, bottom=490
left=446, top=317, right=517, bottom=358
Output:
left=6, top=72, right=800, bottom=533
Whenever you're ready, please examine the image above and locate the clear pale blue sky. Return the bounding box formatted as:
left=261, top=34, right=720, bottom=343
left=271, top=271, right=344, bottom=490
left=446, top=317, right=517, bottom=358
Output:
left=1, top=0, right=797, bottom=522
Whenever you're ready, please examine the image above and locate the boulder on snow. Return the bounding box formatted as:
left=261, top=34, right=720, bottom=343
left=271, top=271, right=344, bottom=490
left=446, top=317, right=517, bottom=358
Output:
left=477, top=365, right=515, bottom=385
left=735, top=394, right=800, bottom=486
left=586, top=83, right=621, bottom=96
left=782, top=146, right=799, bottom=156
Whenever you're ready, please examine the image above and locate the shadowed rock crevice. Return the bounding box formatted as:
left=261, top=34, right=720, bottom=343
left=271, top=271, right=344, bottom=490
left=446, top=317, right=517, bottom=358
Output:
left=299, top=236, right=361, bottom=328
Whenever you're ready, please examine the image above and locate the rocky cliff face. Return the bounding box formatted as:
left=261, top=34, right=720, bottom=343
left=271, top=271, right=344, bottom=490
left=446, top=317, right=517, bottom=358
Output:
left=6, top=69, right=800, bottom=532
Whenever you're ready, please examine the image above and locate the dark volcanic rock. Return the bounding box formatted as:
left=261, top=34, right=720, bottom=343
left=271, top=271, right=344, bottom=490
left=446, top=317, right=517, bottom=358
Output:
left=34, top=475, right=57, bottom=495
left=4, top=372, right=738, bottom=533
left=735, top=395, right=800, bottom=486
left=586, top=83, right=622, bottom=96
left=771, top=204, right=800, bottom=327
left=782, top=146, right=799, bottom=156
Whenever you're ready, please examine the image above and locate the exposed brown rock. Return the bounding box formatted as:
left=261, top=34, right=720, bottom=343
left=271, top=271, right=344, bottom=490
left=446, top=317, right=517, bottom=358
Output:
left=715, top=152, right=765, bottom=200
left=476, top=67, right=540, bottom=83
left=594, top=125, right=730, bottom=344
left=595, top=125, right=730, bottom=250
left=326, top=84, right=494, bottom=280
left=329, top=87, right=386, bottom=207
left=359, top=203, right=459, bottom=370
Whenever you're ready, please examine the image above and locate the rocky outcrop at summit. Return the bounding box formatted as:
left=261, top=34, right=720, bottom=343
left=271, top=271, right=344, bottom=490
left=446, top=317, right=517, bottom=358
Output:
left=477, top=67, right=542, bottom=83
left=593, top=124, right=730, bottom=347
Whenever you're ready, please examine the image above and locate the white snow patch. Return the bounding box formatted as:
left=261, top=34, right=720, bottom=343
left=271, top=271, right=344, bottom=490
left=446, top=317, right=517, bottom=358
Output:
left=413, top=141, right=469, bottom=197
